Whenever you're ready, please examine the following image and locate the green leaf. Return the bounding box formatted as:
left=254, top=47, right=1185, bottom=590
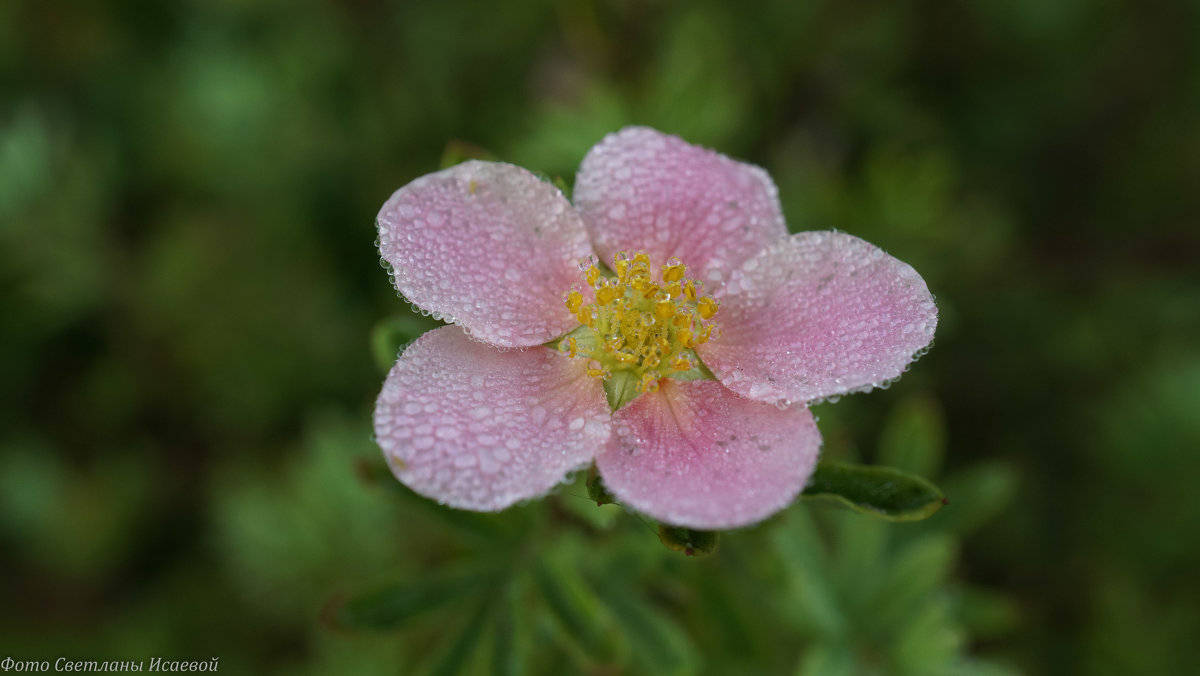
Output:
left=957, top=586, right=1021, bottom=640
left=532, top=560, right=620, bottom=664
left=934, top=461, right=1018, bottom=535
left=327, top=571, right=495, bottom=632
left=604, top=589, right=699, bottom=676
left=795, top=643, right=857, bottom=676
left=423, top=600, right=491, bottom=676
left=657, top=525, right=719, bottom=557
left=769, top=510, right=845, bottom=636
left=603, top=370, right=641, bottom=411
left=868, top=534, right=956, bottom=635
left=877, top=395, right=946, bottom=478
left=801, top=461, right=946, bottom=522
left=370, top=315, right=433, bottom=372
left=490, top=581, right=530, bottom=676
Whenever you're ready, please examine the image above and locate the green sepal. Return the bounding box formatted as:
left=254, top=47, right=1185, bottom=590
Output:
left=663, top=350, right=717, bottom=382
left=545, top=324, right=600, bottom=353
left=603, top=370, right=641, bottom=412
left=800, top=461, right=946, bottom=522
left=552, top=175, right=573, bottom=201
left=586, top=465, right=616, bottom=506
left=657, top=525, right=719, bottom=557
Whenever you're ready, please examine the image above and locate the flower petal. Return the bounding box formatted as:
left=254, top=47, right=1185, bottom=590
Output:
left=595, top=380, right=820, bottom=530
left=374, top=326, right=611, bottom=511
left=697, top=232, right=938, bottom=405
left=574, top=127, right=787, bottom=285
left=378, top=161, right=594, bottom=347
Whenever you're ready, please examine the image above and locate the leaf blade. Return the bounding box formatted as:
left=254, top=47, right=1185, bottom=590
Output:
left=327, top=570, right=496, bottom=633
left=800, top=461, right=945, bottom=522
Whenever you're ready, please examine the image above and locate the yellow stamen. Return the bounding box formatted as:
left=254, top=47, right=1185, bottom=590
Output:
left=654, top=299, right=675, bottom=320
left=556, top=251, right=720, bottom=404
left=563, top=288, right=584, bottom=315
left=662, top=256, right=686, bottom=283
left=584, top=265, right=600, bottom=287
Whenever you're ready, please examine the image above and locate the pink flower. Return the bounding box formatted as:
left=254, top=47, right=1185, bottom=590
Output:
left=374, top=127, right=937, bottom=530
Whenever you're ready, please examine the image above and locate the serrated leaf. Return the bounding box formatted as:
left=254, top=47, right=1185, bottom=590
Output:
left=801, top=461, right=946, bottom=522
left=657, top=525, right=719, bottom=557
left=327, top=571, right=495, bottom=632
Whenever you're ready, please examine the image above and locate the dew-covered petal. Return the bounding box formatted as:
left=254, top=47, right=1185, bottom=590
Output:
left=697, top=232, right=938, bottom=405
left=374, top=326, right=611, bottom=511
left=574, top=127, right=788, bottom=285
left=378, top=161, right=595, bottom=348
left=596, top=380, right=820, bottom=530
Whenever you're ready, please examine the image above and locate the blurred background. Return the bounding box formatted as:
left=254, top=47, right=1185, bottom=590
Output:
left=2, top=0, right=1198, bottom=673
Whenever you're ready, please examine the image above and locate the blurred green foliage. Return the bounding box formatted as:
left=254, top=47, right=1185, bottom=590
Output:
left=2, top=0, right=1198, bottom=673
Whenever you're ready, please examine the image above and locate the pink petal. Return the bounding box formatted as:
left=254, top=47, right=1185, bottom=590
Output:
left=378, top=161, right=595, bottom=348
left=595, top=380, right=821, bottom=530
left=574, top=127, right=788, bottom=284
left=374, top=326, right=611, bottom=511
left=697, top=232, right=938, bottom=405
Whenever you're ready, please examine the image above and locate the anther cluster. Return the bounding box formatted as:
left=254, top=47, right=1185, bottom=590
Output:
left=557, top=252, right=719, bottom=393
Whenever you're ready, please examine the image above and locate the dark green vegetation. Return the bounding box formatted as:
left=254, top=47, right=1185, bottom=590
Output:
left=2, top=0, right=1198, bottom=673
